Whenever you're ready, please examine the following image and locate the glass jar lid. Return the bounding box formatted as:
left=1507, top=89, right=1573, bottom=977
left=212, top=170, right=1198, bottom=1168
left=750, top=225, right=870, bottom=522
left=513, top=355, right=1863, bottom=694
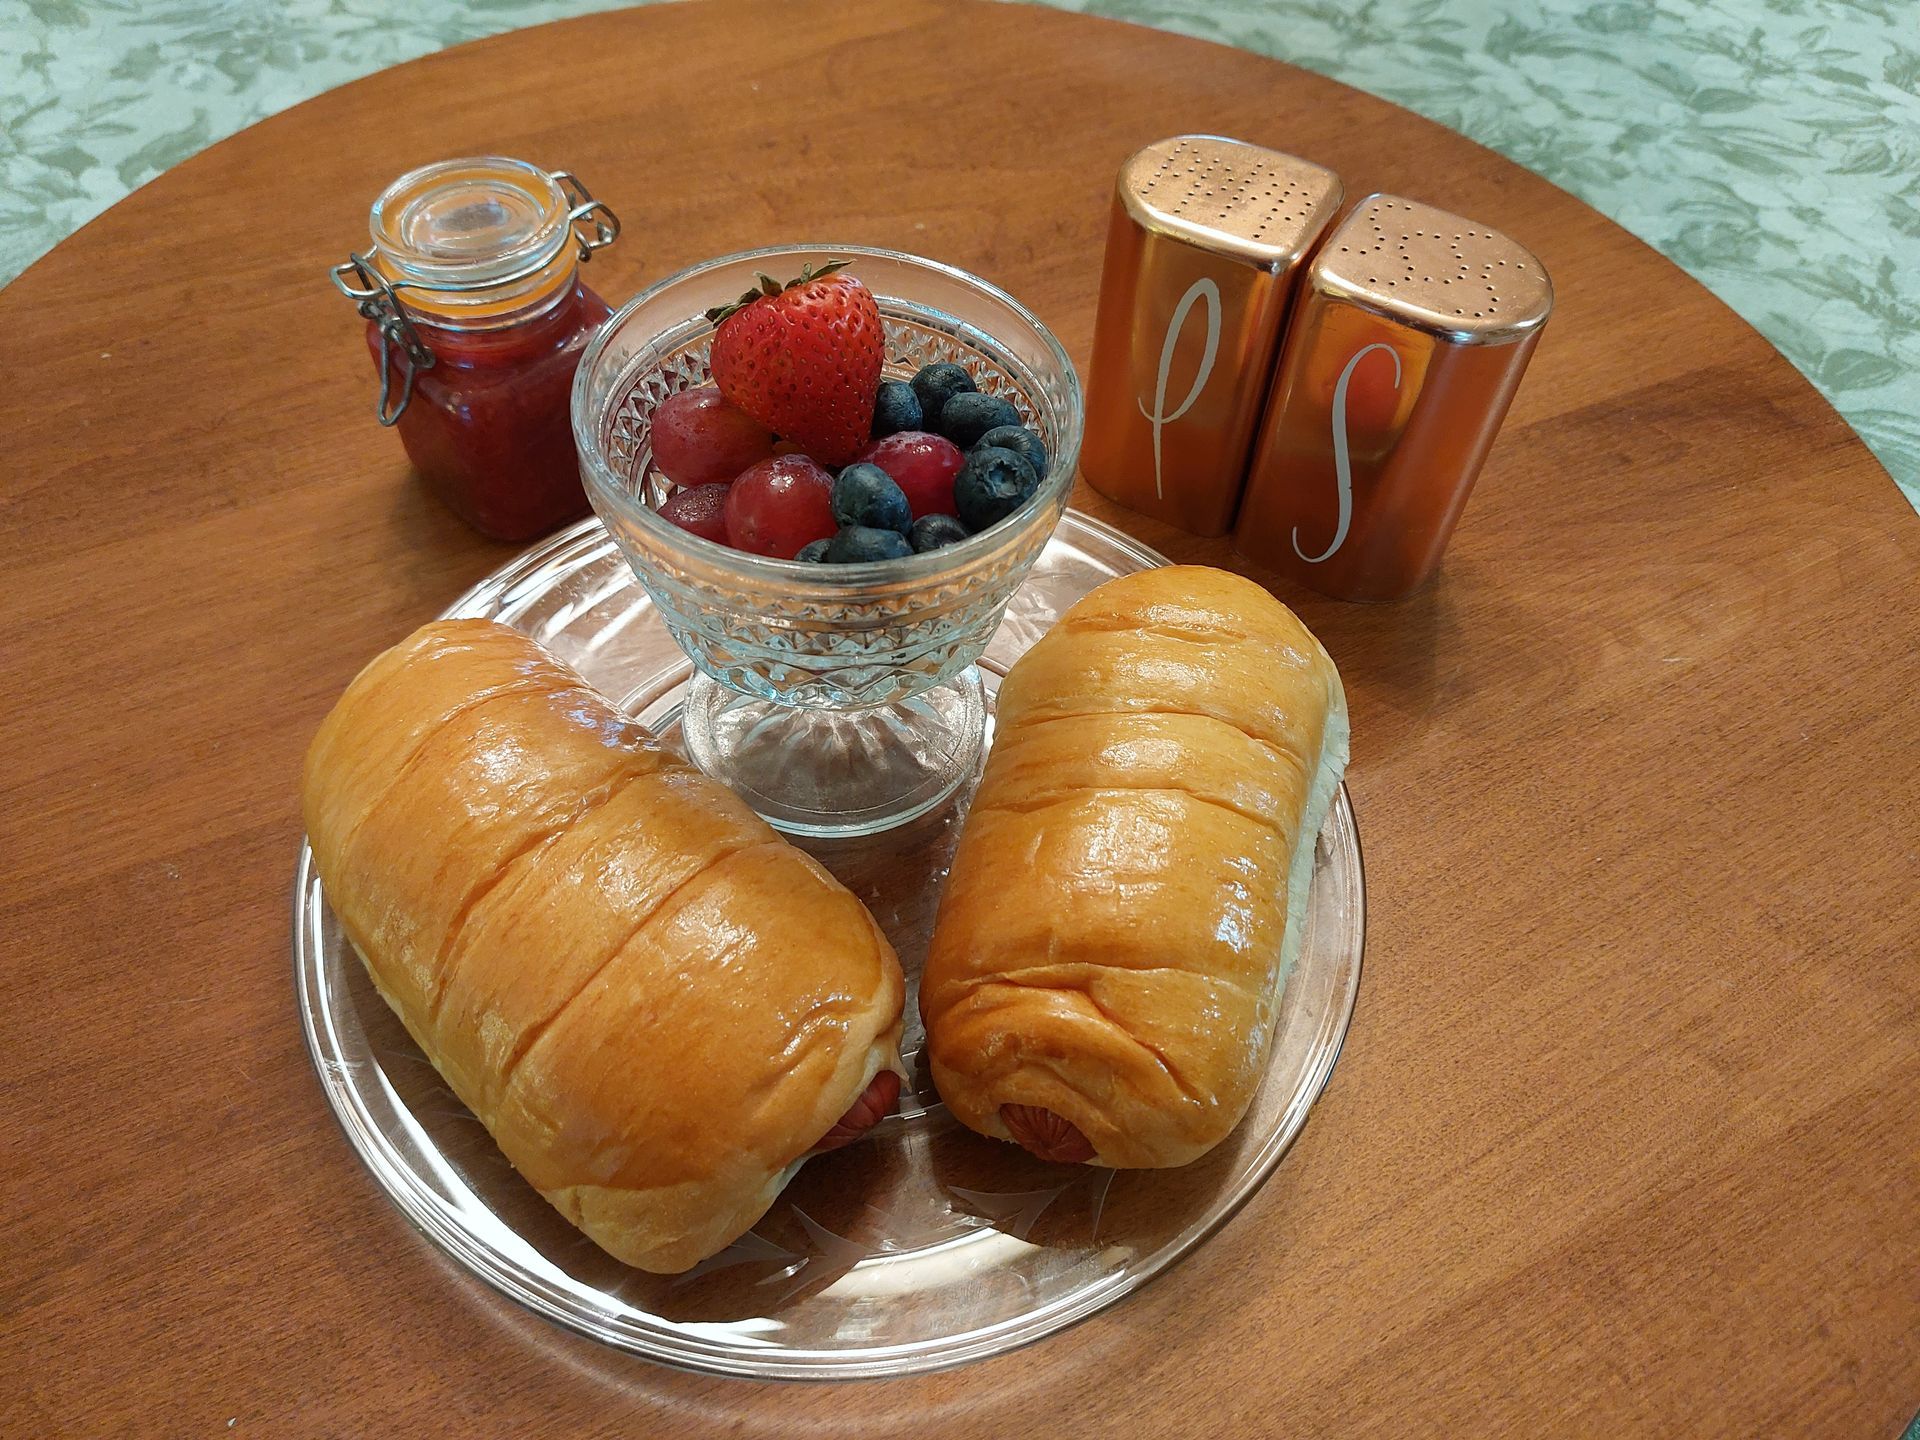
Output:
left=371, top=157, right=572, bottom=298
left=331, top=156, right=619, bottom=423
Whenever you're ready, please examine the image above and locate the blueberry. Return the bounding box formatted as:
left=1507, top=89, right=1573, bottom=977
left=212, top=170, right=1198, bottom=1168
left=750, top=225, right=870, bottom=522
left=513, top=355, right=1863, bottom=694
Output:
left=953, top=446, right=1040, bottom=533
left=831, top=463, right=912, bottom=533
left=975, top=424, right=1047, bottom=479
left=794, top=538, right=832, bottom=562
left=908, top=513, right=971, bottom=553
left=909, top=362, right=975, bottom=428
left=937, top=391, right=1022, bottom=448
left=825, top=525, right=914, bottom=563
left=870, top=380, right=923, bottom=438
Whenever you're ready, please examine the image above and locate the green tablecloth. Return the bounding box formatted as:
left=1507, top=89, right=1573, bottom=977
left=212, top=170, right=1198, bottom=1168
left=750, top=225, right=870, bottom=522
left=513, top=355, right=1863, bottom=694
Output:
left=4, top=0, right=1913, bottom=509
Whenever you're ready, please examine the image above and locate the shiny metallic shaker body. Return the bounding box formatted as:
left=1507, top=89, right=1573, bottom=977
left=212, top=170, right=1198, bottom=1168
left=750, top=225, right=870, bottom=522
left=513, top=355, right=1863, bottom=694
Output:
left=1082, top=137, right=1343, bottom=537
left=1235, top=194, right=1552, bottom=600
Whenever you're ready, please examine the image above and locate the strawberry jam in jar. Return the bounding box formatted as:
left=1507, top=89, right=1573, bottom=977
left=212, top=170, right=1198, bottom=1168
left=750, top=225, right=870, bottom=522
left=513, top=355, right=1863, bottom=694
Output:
left=332, top=157, right=620, bottom=541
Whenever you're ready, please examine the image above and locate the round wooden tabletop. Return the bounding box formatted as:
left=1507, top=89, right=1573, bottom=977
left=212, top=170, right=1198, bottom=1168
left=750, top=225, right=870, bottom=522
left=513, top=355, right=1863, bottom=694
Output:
left=2, top=1, right=1914, bottom=1433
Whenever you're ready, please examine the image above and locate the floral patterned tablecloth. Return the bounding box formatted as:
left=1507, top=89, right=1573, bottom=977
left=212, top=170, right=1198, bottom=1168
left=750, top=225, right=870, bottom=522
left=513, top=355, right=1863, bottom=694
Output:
left=3, top=0, right=1914, bottom=509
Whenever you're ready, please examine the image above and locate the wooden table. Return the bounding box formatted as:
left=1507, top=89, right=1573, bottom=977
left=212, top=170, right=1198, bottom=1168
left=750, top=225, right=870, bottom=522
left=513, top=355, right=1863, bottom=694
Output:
left=3, top=1, right=1914, bottom=1433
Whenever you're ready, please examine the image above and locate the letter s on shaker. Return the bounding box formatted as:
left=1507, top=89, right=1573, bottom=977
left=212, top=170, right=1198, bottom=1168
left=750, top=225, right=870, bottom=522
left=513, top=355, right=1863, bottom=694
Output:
left=1293, top=342, right=1401, bottom=564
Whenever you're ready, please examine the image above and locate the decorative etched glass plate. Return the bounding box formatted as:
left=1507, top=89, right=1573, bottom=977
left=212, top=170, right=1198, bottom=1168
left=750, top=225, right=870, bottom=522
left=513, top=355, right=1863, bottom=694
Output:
left=294, top=511, right=1365, bottom=1380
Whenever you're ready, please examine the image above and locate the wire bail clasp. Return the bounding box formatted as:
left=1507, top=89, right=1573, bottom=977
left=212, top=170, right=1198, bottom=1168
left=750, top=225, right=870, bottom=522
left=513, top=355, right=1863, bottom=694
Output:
left=330, top=254, right=436, bottom=427
left=551, top=170, right=621, bottom=261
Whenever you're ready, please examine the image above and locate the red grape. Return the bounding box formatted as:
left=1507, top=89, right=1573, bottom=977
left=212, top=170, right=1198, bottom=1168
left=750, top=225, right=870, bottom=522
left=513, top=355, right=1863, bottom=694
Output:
left=658, top=482, right=731, bottom=544
left=854, top=431, right=965, bottom=518
left=652, top=386, right=777, bottom=487
left=724, top=455, right=838, bottom=558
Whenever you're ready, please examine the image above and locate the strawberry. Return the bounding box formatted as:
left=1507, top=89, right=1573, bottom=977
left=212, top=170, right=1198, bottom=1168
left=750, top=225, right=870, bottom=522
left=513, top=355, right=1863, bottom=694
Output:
left=706, top=260, right=883, bottom=469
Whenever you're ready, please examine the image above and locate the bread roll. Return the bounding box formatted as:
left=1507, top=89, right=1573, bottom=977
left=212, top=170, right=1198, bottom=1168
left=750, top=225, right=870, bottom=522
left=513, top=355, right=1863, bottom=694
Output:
left=921, top=567, right=1348, bottom=1168
left=302, top=619, right=906, bottom=1272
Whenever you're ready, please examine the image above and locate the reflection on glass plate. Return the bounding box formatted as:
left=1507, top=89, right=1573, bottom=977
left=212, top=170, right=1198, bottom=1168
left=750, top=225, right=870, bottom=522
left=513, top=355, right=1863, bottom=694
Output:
left=293, top=510, right=1364, bottom=1380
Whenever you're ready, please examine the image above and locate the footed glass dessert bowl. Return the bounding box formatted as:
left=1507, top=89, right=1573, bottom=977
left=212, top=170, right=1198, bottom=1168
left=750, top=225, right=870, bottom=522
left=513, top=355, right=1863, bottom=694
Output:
left=572, top=244, right=1082, bottom=837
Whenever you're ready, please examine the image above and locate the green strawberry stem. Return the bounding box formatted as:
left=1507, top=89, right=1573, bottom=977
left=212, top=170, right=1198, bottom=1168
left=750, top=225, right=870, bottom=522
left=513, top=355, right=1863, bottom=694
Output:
left=704, top=258, right=853, bottom=325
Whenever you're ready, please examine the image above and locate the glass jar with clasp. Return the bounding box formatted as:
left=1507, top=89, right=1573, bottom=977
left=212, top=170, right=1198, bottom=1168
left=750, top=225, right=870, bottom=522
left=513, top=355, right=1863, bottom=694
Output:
left=331, top=157, right=620, bottom=542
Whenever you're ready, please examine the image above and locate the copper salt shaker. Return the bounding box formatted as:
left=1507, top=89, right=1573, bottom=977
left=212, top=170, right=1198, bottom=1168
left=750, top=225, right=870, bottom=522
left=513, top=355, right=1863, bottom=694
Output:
left=1234, top=193, right=1553, bottom=600
left=1081, top=136, right=1344, bottom=537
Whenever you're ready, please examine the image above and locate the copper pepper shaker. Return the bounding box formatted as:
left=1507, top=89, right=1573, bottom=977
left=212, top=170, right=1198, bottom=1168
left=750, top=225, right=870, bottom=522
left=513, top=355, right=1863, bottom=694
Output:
left=1234, top=193, right=1553, bottom=600
left=1081, top=136, right=1344, bottom=537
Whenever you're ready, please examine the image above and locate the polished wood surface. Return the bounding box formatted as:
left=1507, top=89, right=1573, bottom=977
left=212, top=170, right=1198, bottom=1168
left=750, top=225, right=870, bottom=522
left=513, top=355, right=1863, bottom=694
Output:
left=2, top=1, right=1914, bottom=1433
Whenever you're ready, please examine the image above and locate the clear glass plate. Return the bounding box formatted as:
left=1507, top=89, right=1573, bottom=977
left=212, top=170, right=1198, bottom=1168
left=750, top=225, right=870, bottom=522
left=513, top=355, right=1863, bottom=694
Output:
left=293, top=510, right=1365, bottom=1380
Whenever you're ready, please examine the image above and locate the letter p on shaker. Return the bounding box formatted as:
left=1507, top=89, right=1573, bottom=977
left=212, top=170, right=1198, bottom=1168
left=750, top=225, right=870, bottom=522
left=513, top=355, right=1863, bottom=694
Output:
left=1082, top=136, right=1343, bottom=537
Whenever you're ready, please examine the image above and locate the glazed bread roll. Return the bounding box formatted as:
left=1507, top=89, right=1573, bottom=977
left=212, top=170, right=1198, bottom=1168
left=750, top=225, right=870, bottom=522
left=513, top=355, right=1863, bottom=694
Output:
left=302, top=619, right=906, bottom=1272
left=921, top=567, right=1348, bottom=1168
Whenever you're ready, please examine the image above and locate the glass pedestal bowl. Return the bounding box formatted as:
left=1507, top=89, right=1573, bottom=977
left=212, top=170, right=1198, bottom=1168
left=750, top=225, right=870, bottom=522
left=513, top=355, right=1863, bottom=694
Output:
left=571, top=245, right=1082, bottom=837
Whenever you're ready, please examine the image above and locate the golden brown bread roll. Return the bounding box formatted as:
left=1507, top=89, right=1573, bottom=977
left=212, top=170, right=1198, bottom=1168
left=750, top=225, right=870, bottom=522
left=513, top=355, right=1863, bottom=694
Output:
left=921, top=566, right=1348, bottom=1168
left=302, top=619, right=906, bottom=1272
